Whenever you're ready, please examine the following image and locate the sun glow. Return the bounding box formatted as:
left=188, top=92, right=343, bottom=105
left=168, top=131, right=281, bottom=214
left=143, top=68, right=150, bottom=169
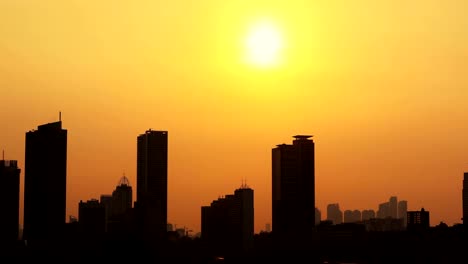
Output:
left=244, top=20, right=283, bottom=68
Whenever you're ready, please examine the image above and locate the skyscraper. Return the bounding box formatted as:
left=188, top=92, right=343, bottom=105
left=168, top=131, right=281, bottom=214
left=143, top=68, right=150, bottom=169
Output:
left=463, top=173, right=468, bottom=226
left=136, top=129, right=168, bottom=241
left=272, top=135, right=315, bottom=235
left=112, top=175, right=132, bottom=217
left=23, top=120, right=67, bottom=241
left=389, top=196, right=398, bottom=219
left=0, top=159, right=21, bottom=241
left=398, top=200, right=408, bottom=228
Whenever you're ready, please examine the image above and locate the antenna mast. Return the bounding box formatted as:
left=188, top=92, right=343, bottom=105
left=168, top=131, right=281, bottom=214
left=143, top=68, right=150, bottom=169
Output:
left=59, top=111, right=61, bottom=122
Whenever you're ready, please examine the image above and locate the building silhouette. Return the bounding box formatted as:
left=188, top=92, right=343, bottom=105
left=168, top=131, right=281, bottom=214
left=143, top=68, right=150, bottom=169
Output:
left=135, top=129, right=168, bottom=241
left=389, top=196, right=398, bottom=219
left=111, top=175, right=132, bottom=217
left=201, top=185, right=254, bottom=253
left=0, top=159, right=21, bottom=242
left=398, top=200, right=408, bottom=228
left=361, top=210, right=375, bottom=221
left=407, top=208, right=430, bottom=231
left=23, top=120, right=67, bottom=241
left=272, top=135, right=315, bottom=236
left=327, top=203, right=343, bottom=225
left=315, top=208, right=321, bottom=225
left=463, top=172, right=468, bottom=226
left=78, top=199, right=106, bottom=237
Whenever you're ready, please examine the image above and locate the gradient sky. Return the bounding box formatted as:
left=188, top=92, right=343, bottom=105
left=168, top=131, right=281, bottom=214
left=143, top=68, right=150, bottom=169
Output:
left=1, top=0, right=468, bottom=234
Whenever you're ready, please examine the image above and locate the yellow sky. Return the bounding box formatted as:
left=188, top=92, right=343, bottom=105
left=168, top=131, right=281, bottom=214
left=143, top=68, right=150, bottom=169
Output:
left=1, top=0, right=468, bottom=233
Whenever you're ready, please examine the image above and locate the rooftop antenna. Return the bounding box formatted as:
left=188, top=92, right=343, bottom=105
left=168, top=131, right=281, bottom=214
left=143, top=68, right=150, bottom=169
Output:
left=59, top=111, right=61, bottom=122
left=2, top=149, right=4, bottom=160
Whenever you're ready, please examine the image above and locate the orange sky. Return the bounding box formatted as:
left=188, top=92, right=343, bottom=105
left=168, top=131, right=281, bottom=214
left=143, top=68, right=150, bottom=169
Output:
left=1, top=0, right=468, bottom=234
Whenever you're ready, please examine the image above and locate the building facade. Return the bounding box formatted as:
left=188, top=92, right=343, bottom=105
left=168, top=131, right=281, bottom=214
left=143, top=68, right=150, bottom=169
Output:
left=136, top=129, right=168, bottom=241
left=272, top=135, right=315, bottom=236
left=201, top=186, right=254, bottom=253
left=0, top=159, right=21, bottom=241
left=23, top=120, right=67, bottom=241
left=407, top=208, right=430, bottom=231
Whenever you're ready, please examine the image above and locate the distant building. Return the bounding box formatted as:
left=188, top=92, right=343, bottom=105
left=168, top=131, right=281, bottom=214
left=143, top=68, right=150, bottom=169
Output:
left=79, top=199, right=106, bottom=236
left=0, top=159, right=21, bottom=241
left=272, top=135, right=315, bottom=236
left=136, top=129, right=168, bottom=241
left=377, top=202, right=390, bottom=219
left=407, top=208, right=430, bottom=231
left=344, top=210, right=362, bottom=223
left=463, top=173, right=468, bottom=226
left=344, top=210, right=353, bottom=223
left=167, top=223, right=174, bottom=232
left=361, top=210, right=375, bottom=221
left=201, top=185, right=254, bottom=253
left=111, top=175, right=132, bottom=217
left=327, top=203, right=343, bottom=225
left=389, top=196, right=398, bottom=219
left=23, top=120, right=67, bottom=241
left=363, top=218, right=404, bottom=232
left=398, top=200, right=408, bottom=228
left=315, top=208, right=321, bottom=225
left=265, top=223, right=271, bottom=233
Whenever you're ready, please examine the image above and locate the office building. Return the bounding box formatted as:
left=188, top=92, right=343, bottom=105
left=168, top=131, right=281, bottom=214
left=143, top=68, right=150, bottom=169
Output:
left=0, top=159, right=21, bottom=241
left=272, top=135, right=315, bottom=235
left=136, top=129, right=168, bottom=241
left=23, top=120, right=67, bottom=240
left=201, top=185, right=254, bottom=253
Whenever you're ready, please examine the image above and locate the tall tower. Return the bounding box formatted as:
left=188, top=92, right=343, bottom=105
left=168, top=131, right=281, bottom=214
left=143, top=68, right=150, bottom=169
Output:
left=389, top=196, right=398, bottom=219
left=272, top=135, right=315, bottom=236
left=0, top=159, right=21, bottom=241
left=398, top=200, right=408, bottom=228
left=24, top=120, right=67, bottom=241
left=112, top=175, right=132, bottom=217
left=463, top=172, right=468, bottom=226
left=136, top=129, right=168, bottom=241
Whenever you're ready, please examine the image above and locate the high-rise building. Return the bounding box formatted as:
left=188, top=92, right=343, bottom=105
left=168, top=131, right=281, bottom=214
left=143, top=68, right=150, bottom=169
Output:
left=389, top=196, right=398, bottom=219
left=327, top=203, right=343, bottom=225
left=463, top=173, right=468, bottom=226
left=23, top=120, right=67, bottom=241
left=112, top=175, right=132, bottom=217
left=272, top=135, right=315, bottom=235
left=0, top=159, right=21, bottom=241
left=201, top=185, right=254, bottom=253
left=398, top=200, right=408, bottom=228
left=377, top=202, right=390, bottom=219
left=136, top=129, right=168, bottom=241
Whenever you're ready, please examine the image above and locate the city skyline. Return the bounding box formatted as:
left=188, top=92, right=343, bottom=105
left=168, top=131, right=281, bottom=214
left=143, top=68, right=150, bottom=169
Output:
left=2, top=117, right=466, bottom=235
left=1, top=1, right=468, bottom=234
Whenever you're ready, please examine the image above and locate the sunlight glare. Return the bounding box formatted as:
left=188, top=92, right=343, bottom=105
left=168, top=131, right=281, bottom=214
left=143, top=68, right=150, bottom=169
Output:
left=244, top=20, right=283, bottom=68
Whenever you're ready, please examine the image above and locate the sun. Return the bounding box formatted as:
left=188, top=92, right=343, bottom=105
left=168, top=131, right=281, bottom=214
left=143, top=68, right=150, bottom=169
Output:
left=244, top=20, right=283, bottom=68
